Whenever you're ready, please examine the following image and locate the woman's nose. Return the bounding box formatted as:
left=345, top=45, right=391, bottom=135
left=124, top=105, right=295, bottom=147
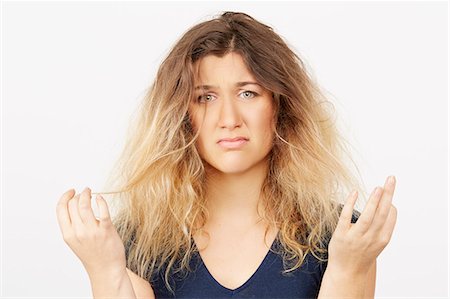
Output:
left=217, top=96, right=242, bottom=129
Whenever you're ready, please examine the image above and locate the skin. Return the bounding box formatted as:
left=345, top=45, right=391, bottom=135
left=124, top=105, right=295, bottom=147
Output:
left=56, top=188, right=146, bottom=298
left=318, top=176, right=397, bottom=298
left=329, top=177, right=397, bottom=275
left=56, top=188, right=126, bottom=276
left=188, top=52, right=275, bottom=228
left=56, top=51, right=397, bottom=298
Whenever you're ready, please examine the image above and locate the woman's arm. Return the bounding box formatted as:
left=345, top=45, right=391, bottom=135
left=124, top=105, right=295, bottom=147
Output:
left=318, top=176, right=397, bottom=298
left=56, top=188, right=153, bottom=299
left=318, top=260, right=376, bottom=299
left=126, top=268, right=156, bottom=299
left=88, top=267, right=157, bottom=299
left=88, top=267, right=137, bottom=299
left=364, top=260, right=377, bottom=298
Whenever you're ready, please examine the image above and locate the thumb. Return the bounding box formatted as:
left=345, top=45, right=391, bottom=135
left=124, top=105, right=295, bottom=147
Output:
left=96, top=195, right=112, bottom=228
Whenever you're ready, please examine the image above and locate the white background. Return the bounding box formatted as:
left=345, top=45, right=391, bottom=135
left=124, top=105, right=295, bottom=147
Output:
left=2, top=1, right=448, bottom=298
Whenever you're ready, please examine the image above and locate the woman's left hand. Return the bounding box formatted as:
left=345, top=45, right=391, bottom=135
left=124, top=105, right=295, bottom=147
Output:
left=327, top=176, right=398, bottom=275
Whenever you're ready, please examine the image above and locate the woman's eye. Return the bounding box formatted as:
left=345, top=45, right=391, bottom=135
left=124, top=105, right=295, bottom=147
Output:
left=197, top=94, right=215, bottom=102
left=196, top=91, right=257, bottom=102
left=240, top=91, right=257, bottom=99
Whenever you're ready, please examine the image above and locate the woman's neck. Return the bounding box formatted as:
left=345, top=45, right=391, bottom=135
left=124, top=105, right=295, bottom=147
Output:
left=204, top=157, right=270, bottom=229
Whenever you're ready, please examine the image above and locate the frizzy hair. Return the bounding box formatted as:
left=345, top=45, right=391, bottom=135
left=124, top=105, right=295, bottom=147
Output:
left=102, top=11, right=367, bottom=295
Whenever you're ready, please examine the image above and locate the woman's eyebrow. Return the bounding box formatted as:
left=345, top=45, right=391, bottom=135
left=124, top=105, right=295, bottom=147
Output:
left=194, top=81, right=262, bottom=90
left=236, top=81, right=261, bottom=88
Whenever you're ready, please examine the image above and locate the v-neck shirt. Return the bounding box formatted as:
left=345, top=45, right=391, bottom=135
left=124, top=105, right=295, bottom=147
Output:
left=129, top=208, right=360, bottom=298
left=149, top=233, right=327, bottom=298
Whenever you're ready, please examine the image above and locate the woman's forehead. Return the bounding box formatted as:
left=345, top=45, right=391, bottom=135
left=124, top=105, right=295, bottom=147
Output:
left=193, top=53, right=258, bottom=85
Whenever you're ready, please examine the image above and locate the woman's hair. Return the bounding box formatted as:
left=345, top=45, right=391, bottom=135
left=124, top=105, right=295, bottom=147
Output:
left=104, top=11, right=366, bottom=294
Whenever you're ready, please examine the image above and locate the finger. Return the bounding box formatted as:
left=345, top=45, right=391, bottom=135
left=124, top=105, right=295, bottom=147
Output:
left=56, top=189, right=76, bottom=234
left=335, top=190, right=358, bottom=233
left=96, top=195, right=112, bottom=229
left=353, top=185, right=383, bottom=234
left=378, top=204, right=398, bottom=246
left=370, top=176, right=396, bottom=233
left=78, top=187, right=98, bottom=226
left=68, top=194, right=84, bottom=232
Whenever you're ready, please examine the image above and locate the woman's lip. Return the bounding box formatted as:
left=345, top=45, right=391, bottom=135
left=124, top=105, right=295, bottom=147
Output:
left=217, top=139, right=249, bottom=149
left=218, top=137, right=249, bottom=142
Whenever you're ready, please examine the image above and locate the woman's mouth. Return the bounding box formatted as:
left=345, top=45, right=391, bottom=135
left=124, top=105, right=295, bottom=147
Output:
left=217, top=137, right=249, bottom=149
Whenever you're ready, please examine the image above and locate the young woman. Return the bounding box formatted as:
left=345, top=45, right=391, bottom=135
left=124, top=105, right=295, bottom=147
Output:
left=56, top=11, right=397, bottom=299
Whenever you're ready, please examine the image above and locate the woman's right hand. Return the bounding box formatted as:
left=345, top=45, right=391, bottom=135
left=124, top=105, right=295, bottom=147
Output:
left=56, top=187, right=126, bottom=277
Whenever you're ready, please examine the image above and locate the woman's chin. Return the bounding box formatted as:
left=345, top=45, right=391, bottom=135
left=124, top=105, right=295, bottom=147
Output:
left=211, top=161, right=255, bottom=175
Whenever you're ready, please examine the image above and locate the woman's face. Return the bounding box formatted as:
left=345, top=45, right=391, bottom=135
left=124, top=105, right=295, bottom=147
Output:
left=188, top=52, right=275, bottom=174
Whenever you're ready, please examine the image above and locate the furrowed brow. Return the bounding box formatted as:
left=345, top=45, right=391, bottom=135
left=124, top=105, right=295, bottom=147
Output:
left=194, top=84, right=218, bottom=91
left=194, top=81, right=261, bottom=90
left=235, top=81, right=261, bottom=88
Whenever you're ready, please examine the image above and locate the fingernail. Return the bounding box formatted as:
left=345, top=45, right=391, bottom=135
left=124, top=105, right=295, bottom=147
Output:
left=84, top=187, right=90, bottom=192
left=388, top=176, right=396, bottom=184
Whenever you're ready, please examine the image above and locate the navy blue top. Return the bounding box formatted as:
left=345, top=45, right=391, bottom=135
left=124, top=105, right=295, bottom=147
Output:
left=150, top=234, right=327, bottom=299
left=128, top=210, right=360, bottom=298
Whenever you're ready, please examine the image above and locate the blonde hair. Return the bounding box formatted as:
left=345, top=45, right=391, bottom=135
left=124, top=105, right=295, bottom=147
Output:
left=102, top=11, right=367, bottom=294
